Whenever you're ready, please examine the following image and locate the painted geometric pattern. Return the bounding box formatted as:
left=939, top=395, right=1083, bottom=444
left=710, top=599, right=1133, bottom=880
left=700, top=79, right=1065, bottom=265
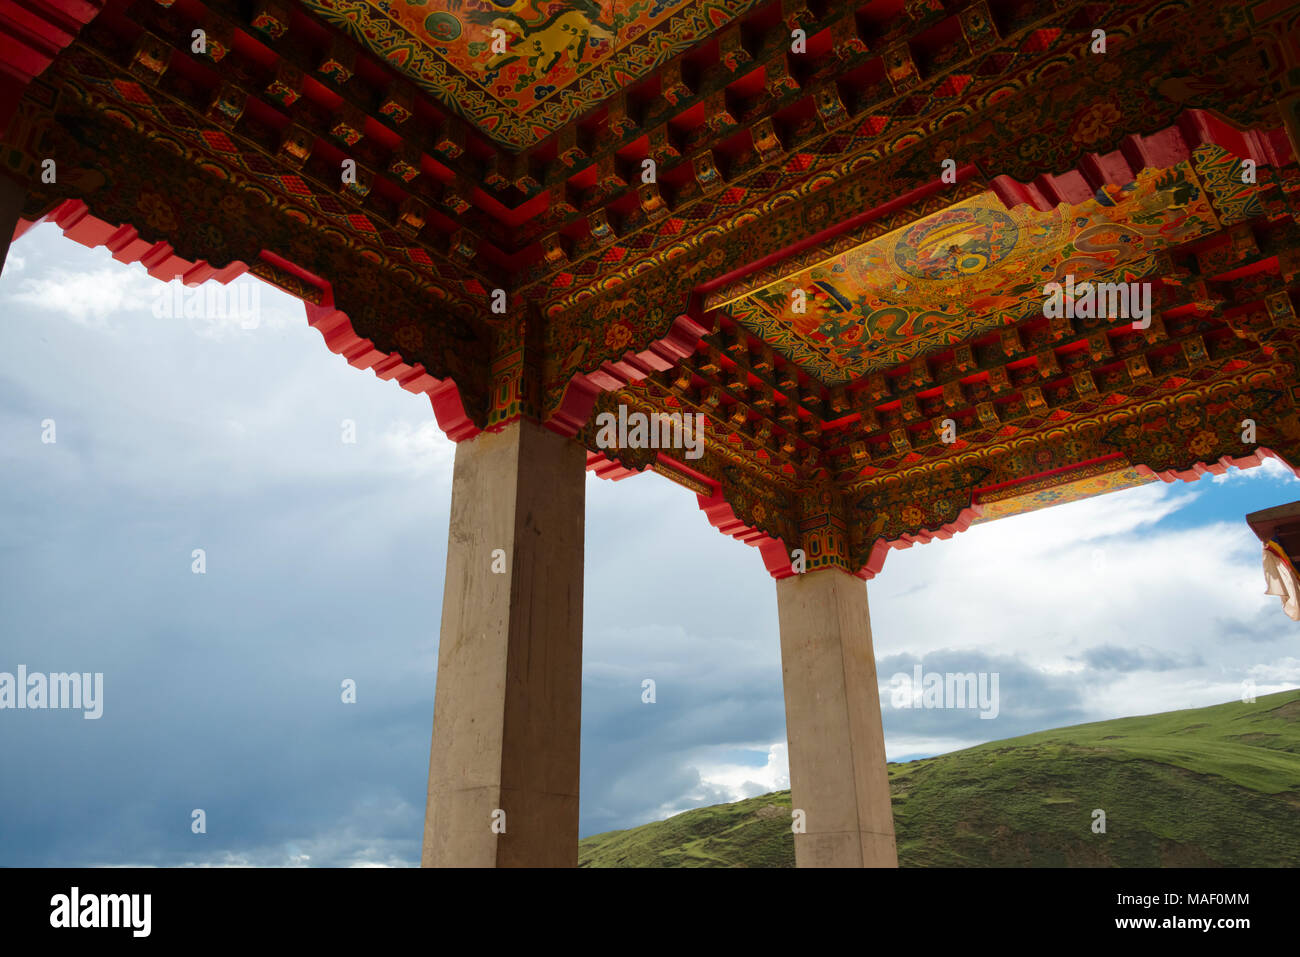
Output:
left=973, top=464, right=1155, bottom=523
left=540, top=0, right=1277, bottom=321
left=703, top=181, right=989, bottom=309
left=51, top=47, right=487, bottom=312
left=299, top=0, right=758, bottom=147
left=1194, top=143, right=1273, bottom=224
left=729, top=161, right=1226, bottom=385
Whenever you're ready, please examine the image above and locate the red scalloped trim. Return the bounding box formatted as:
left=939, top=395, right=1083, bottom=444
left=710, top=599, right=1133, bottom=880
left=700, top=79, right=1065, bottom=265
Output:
left=584, top=450, right=640, bottom=481
left=588, top=447, right=1300, bottom=581
left=584, top=449, right=986, bottom=580
left=578, top=106, right=1300, bottom=580
left=991, top=110, right=1294, bottom=211
left=548, top=312, right=710, bottom=437
left=858, top=504, right=985, bottom=580
left=584, top=452, right=798, bottom=578
left=1135, top=448, right=1300, bottom=483
left=18, top=94, right=1300, bottom=581
left=19, top=199, right=480, bottom=440
left=695, top=489, right=796, bottom=579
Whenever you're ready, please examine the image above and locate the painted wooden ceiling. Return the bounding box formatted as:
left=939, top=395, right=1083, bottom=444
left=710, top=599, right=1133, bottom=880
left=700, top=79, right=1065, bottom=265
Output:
left=722, top=161, right=1234, bottom=386
left=298, top=0, right=759, bottom=148
left=10, top=0, right=1300, bottom=578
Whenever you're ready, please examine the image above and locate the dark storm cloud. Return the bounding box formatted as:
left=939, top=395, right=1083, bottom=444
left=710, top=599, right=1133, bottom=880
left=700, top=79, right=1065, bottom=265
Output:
left=1076, top=644, right=1202, bottom=672
left=1212, top=608, right=1296, bottom=645
left=877, top=649, right=1089, bottom=747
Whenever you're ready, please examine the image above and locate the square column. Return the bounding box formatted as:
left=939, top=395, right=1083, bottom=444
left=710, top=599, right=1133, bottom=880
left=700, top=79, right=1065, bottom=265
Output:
left=423, top=418, right=585, bottom=867
left=776, top=569, right=897, bottom=867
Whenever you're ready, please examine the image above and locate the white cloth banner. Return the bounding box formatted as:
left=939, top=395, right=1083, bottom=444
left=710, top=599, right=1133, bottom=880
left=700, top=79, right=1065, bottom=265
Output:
left=1262, top=546, right=1300, bottom=622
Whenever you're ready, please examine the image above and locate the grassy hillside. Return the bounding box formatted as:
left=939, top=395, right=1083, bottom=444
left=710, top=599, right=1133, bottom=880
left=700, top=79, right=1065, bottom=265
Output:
left=579, top=689, right=1300, bottom=867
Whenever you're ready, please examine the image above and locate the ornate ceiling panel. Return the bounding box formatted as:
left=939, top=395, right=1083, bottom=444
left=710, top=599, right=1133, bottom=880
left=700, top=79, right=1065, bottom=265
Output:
left=724, top=160, right=1234, bottom=386
left=298, top=0, right=758, bottom=148
left=972, top=462, right=1155, bottom=524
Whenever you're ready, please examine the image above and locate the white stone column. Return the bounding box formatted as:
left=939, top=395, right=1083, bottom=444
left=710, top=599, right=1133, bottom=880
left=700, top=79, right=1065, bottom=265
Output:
left=422, top=418, right=585, bottom=867
left=776, top=568, right=898, bottom=867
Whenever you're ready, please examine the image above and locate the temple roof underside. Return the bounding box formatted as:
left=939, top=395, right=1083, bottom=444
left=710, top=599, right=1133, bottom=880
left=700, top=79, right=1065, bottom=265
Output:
left=9, top=0, right=1300, bottom=577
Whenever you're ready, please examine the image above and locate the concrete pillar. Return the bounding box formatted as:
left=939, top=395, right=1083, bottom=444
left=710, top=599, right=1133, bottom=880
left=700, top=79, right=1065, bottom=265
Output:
left=776, top=569, right=898, bottom=867
left=422, top=417, right=585, bottom=867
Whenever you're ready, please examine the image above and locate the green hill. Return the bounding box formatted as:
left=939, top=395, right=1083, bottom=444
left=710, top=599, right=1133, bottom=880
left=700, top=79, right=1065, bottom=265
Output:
left=579, top=689, right=1300, bottom=867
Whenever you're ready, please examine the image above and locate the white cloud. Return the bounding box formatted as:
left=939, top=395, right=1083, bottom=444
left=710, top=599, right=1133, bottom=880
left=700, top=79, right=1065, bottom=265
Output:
left=155, top=277, right=289, bottom=341
left=378, top=419, right=456, bottom=475
left=6, top=265, right=156, bottom=325
left=1243, top=657, right=1300, bottom=684
left=874, top=477, right=1299, bottom=750
left=3, top=227, right=298, bottom=341
left=692, top=742, right=790, bottom=801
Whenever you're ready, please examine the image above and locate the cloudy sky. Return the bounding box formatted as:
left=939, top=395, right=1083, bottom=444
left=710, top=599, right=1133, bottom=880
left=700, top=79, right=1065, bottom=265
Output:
left=2, top=223, right=1298, bottom=866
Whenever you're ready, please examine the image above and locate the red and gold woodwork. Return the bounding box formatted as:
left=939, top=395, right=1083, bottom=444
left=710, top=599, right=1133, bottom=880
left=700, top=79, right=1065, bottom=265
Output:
left=5, top=0, right=1300, bottom=581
